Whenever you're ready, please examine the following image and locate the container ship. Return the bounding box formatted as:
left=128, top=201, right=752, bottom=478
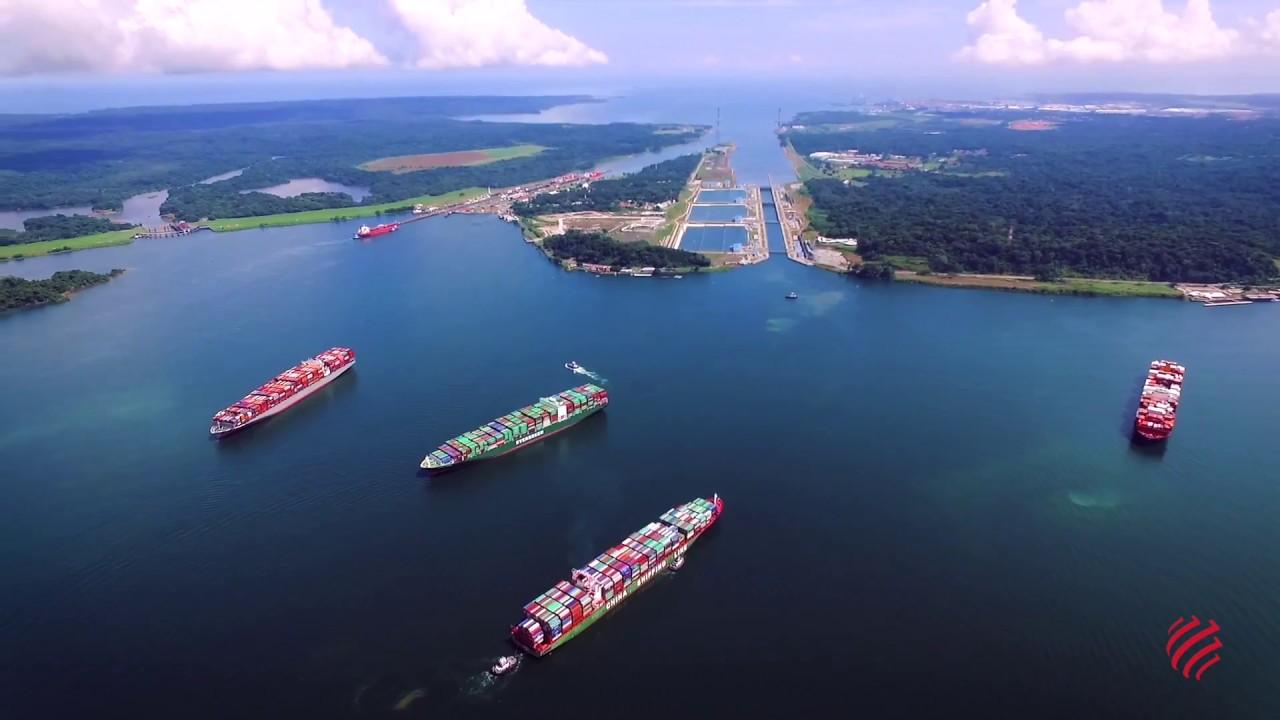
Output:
left=210, top=347, right=355, bottom=437
left=420, top=383, right=607, bottom=472
left=354, top=223, right=398, bottom=239
left=1134, top=359, right=1185, bottom=442
left=511, top=495, right=723, bottom=657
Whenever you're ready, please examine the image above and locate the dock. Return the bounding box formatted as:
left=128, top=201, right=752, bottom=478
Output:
left=132, top=222, right=211, bottom=239
left=769, top=179, right=812, bottom=265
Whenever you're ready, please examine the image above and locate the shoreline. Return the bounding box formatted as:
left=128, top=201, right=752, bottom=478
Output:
left=0, top=188, right=490, bottom=262
left=894, top=271, right=1182, bottom=298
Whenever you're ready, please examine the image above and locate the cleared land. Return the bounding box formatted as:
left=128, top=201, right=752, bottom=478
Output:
left=535, top=213, right=664, bottom=244
left=205, top=188, right=488, bottom=231
left=358, top=145, right=546, bottom=174
left=1009, top=119, right=1060, bottom=131
left=0, top=228, right=137, bottom=261
left=896, top=271, right=1181, bottom=298
left=695, top=147, right=735, bottom=184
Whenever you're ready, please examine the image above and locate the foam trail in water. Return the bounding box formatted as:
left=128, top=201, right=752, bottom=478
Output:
left=572, top=366, right=608, bottom=384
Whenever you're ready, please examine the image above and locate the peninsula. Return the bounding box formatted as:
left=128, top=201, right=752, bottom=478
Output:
left=0, top=269, right=125, bottom=313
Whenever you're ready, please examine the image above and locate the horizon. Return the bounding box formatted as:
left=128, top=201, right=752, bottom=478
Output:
left=4, top=0, right=1280, bottom=112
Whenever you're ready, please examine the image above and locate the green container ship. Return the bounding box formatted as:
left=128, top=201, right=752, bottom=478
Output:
left=420, top=383, right=608, bottom=472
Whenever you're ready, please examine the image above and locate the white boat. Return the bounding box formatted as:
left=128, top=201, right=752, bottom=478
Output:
left=491, top=656, right=518, bottom=676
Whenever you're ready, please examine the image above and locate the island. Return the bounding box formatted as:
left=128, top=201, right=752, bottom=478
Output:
left=1, top=269, right=125, bottom=312
left=780, top=103, right=1280, bottom=296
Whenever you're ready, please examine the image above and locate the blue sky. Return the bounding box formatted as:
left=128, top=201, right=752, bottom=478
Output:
left=2, top=0, right=1280, bottom=111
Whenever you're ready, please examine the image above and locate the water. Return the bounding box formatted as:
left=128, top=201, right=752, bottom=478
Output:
left=0, top=190, right=166, bottom=231
left=242, top=178, right=370, bottom=202
left=679, top=225, right=749, bottom=252
left=688, top=204, right=747, bottom=223
left=2, top=90, right=1278, bottom=719
left=199, top=168, right=246, bottom=184
left=696, top=189, right=748, bottom=203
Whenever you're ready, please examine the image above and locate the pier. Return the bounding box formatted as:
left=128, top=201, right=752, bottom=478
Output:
left=769, top=179, right=812, bottom=265
left=132, top=222, right=211, bottom=239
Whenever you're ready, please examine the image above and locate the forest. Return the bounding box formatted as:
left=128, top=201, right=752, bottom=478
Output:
left=513, top=154, right=700, bottom=216
left=0, top=215, right=134, bottom=246
left=543, top=231, right=709, bottom=269
left=0, top=95, right=701, bottom=222
left=788, top=112, right=1280, bottom=282
left=0, top=269, right=124, bottom=312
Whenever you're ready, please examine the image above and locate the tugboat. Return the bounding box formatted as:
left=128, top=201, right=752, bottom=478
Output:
left=785, top=292, right=798, bottom=299
left=491, top=656, right=518, bottom=676
left=564, top=361, right=582, bottom=371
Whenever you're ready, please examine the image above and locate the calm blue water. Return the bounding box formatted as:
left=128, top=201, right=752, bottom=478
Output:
left=0, top=190, right=167, bottom=231
left=761, top=185, right=784, bottom=253
left=680, top=225, right=749, bottom=252
left=688, top=204, right=747, bottom=223
left=243, top=178, right=371, bottom=202
left=2, top=90, right=1278, bottom=719
left=696, top=189, right=748, bottom=203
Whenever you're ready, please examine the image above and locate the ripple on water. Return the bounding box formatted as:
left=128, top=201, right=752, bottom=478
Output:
left=1068, top=490, right=1123, bottom=509
left=765, top=318, right=795, bottom=333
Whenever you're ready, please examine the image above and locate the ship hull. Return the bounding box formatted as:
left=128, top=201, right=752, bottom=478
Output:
left=211, top=361, right=354, bottom=438
left=512, top=500, right=721, bottom=657
left=423, top=404, right=603, bottom=473
left=1132, top=423, right=1171, bottom=444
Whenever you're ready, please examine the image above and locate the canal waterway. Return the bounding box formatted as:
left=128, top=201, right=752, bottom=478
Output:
left=0, top=189, right=168, bottom=231
left=242, top=177, right=371, bottom=202
left=1, top=90, right=1278, bottom=719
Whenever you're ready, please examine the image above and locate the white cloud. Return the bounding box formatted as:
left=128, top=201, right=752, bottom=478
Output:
left=956, top=0, right=1049, bottom=64
left=0, top=0, right=388, bottom=76
left=388, top=0, right=607, bottom=69
left=958, top=0, right=1247, bottom=65
left=1264, top=9, right=1280, bottom=46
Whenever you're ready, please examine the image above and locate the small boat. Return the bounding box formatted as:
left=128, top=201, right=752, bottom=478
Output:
left=673, top=275, right=683, bottom=279
left=785, top=292, right=798, bottom=299
left=491, top=655, right=518, bottom=676
left=565, top=361, right=582, bottom=371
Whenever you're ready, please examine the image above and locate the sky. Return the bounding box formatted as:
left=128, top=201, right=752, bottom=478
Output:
left=2, top=0, right=1280, bottom=111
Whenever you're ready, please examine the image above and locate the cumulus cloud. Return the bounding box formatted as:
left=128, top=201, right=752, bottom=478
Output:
left=0, top=0, right=388, bottom=75
left=1264, top=9, right=1280, bottom=46
left=958, top=0, right=1247, bottom=65
left=389, top=0, right=607, bottom=69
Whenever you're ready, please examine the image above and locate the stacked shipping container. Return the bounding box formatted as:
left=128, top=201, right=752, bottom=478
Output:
left=421, top=384, right=608, bottom=470
left=510, top=496, right=724, bottom=656
left=210, top=347, right=356, bottom=434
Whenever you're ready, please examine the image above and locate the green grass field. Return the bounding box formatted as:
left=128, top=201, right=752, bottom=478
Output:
left=205, top=188, right=488, bottom=232
left=0, top=228, right=137, bottom=261
left=479, top=145, right=545, bottom=162
left=358, top=145, right=544, bottom=173
left=837, top=167, right=872, bottom=181
left=655, top=187, right=693, bottom=247
left=895, top=271, right=1181, bottom=298
left=882, top=255, right=931, bottom=272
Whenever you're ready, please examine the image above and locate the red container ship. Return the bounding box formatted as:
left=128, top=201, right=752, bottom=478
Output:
left=354, top=223, right=398, bottom=239
left=510, top=495, right=723, bottom=657
left=210, top=347, right=355, bottom=437
left=1134, top=359, right=1184, bottom=442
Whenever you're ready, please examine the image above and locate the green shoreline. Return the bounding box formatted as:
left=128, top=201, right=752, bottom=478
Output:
left=0, top=188, right=489, bottom=261
left=894, top=271, right=1182, bottom=298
